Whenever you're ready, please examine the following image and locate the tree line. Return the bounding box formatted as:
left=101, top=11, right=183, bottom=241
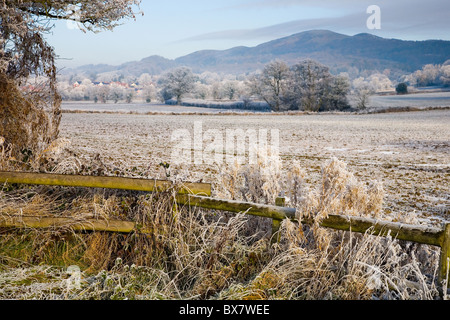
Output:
left=60, top=59, right=357, bottom=112
left=60, top=59, right=450, bottom=113
left=403, top=61, right=450, bottom=87
left=59, top=58, right=450, bottom=113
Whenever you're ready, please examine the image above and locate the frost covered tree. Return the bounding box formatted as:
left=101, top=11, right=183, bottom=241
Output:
left=141, top=83, right=156, bottom=103
left=366, top=73, right=393, bottom=92
left=138, top=73, right=152, bottom=86
left=159, top=67, right=196, bottom=104
left=97, top=85, right=110, bottom=103
left=417, top=64, right=440, bottom=86
left=352, top=77, right=373, bottom=109
left=288, top=59, right=332, bottom=111
left=194, top=82, right=210, bottom=100
left=250, top=59, right=349, bottom=112
left=0, top=0, right=141, bottom=158
left=407, top=62, right=450, bottom=87
left=198, top=71, right=221, bottom=85
left=251, top=60, right=290, bottom=111
left=211, top=82, right=223, bottom=100
left=324, top=75, right=351, bottom=111
left=223, top=80, right=243, bottom=100
left=286, top=59, right=340, bottom=111
left=109, top=82, right=126, bottom=103
left=440, top=64, right=450, bottom=87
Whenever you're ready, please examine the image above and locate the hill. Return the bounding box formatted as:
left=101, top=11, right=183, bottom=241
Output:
left=176, top=30, right=450, bottom=76
left=62, top=30, right=450, bottom=80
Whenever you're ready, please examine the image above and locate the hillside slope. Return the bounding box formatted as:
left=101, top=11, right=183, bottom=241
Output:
left=62, top=30, right=450, bottom=79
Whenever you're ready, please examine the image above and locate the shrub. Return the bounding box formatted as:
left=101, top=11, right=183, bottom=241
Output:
left=396, top=82, right=408, bottom=95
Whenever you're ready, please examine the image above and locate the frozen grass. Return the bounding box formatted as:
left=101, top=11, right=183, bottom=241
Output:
left=61, top=101, right=245, bottom=114
left=369, top=91, right=450, bottom=109
left=0, top=144, right=445, bottom=300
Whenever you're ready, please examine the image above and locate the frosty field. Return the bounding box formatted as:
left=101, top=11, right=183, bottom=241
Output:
left=369, top=91, right=450, bottom=109
left=59, top=109, right=450, bottom=227
left=60, top=91, right=450, bottom=114
left=61, top=101, right=246, bottom=114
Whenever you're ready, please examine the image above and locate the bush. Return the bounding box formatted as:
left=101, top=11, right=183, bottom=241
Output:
left=0, top=74, right=61, bottom=160
left=396, top=82, right=408, bottom=95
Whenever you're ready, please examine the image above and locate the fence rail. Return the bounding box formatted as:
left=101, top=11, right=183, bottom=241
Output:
left=0, top=171, right=212, bottom=196
left=0, top=215, right=136, bottom=234
left=0, top=171, right=448, bottom=286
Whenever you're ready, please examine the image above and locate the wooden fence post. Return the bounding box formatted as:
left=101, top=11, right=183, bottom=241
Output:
left=271, top=197, right=285, bottom=244
left=438, top=223, right=450, bottom=286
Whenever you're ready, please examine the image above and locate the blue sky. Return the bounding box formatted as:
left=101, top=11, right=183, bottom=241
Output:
left=46, top=0, right=450, bottom=69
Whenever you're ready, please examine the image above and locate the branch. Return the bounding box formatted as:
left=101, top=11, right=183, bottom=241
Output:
left=18, top=6, right=96, bottom=25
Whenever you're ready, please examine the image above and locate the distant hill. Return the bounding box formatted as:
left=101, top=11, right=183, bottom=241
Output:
left=62, top=30, right=450, bottom=80
left=61, top=55, right=177, bottom=79
left=116, top=55, right=178, bottom=76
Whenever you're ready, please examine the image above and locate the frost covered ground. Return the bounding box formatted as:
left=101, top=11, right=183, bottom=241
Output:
left=61, top=101, right=253, bottom=114
left=59, top=109, right=450, bottom=227
left=370, top=91, right=450, bottom=109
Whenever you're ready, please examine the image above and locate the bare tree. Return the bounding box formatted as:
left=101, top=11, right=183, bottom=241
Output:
left=250, top=60, right=290, bottom=111
left=109, top=82, right=125, bottom=103
left=97, top=85, right=110, bottom=103
left=159, top=67, right=196, bottom=105
left=141, top=83, right=156, bottom=103
left=222, top=80, right=239, bottom=100
left=211, top=82, right=223, bottom=100
left=250, top=59, right=349, bottom=112
left=324, top=75, right=350, bottom=111
left=289, top=59, right=333, bottom=112
left=194, top=82, right=210, bottom=100
left=0, top=0, right=141, bottom=159
left=352, top=77, right=373, bottom=110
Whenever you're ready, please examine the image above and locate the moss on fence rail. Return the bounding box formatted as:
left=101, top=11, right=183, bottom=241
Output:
left=175, top=194, right=296, bottom=221
left=0, top=215, right=136, bottom=233
left=0, top=171, right=211, bottom=196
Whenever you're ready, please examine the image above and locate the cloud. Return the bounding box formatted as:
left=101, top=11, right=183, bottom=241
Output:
left=180, top=12, right=363, bottom=42
left=183, top=0, right=450, bottom=43
left=227, top=0, right=448, bottom=11
left=224, top=0, right=355, bottom=10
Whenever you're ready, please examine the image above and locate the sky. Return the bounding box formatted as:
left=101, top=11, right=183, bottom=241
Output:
left=45, top=0, right=450, bottom=69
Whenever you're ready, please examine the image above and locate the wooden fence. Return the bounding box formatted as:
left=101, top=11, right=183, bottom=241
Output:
left=0, top=171, right=449, bottom=286
left=0, top=171, right=211, bottom=196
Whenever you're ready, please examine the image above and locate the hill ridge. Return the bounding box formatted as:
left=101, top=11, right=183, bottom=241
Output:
left=62, top=30, right=450, bottom=80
